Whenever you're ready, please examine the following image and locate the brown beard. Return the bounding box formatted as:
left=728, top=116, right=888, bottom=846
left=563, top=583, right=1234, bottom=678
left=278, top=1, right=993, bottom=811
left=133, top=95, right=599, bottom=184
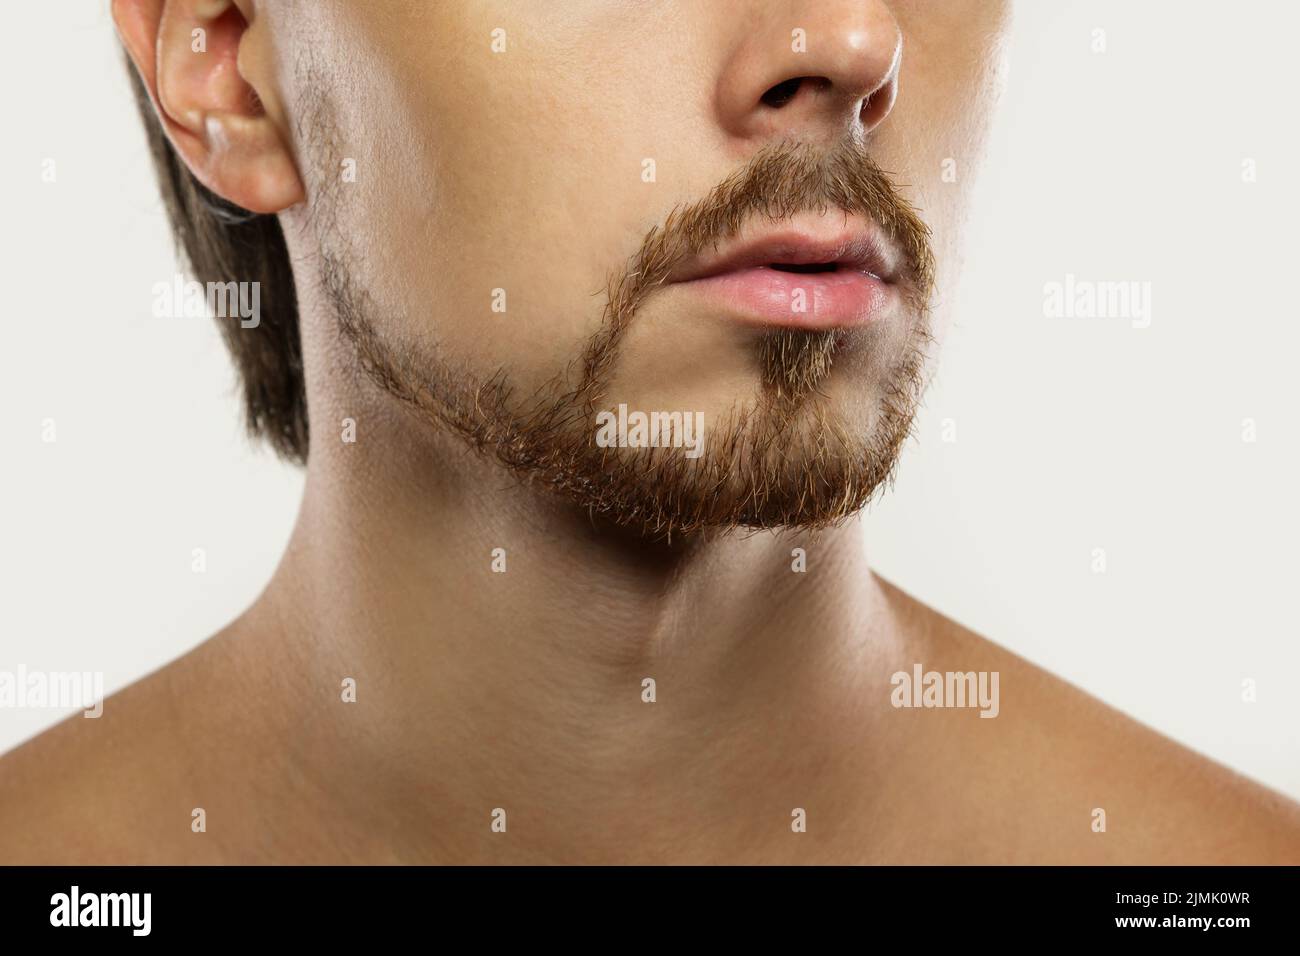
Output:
left=317, top=139, right=936, bottom=539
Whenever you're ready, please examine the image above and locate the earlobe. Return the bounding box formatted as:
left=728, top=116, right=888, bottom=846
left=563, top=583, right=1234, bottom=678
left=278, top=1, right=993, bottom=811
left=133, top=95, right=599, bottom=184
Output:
left=113, top=0, right=305, bottom=214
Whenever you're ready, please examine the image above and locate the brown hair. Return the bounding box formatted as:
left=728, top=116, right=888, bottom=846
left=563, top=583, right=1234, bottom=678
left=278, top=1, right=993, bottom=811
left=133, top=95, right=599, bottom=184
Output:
left=127, top=63, right=308, bottom=463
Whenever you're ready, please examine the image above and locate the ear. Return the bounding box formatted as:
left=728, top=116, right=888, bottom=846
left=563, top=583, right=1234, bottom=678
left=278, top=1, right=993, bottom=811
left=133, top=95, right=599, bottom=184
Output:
left=113, top=0, right=305, bottom=214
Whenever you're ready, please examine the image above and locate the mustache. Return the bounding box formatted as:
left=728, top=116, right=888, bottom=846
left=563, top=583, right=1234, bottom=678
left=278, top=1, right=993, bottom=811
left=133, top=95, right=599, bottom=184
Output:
left=579, top=138, right=936, bottom=398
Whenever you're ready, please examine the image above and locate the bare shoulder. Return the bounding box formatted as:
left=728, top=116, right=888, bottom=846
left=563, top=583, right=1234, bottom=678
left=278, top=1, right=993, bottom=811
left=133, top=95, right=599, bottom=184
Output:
left=0, top=671, right=170, bottom=863
left=0, top=628, right=318, bottom=864
left=875, top=576, right=1300, bottom=864
left=0, top=650, right=207, bottom=864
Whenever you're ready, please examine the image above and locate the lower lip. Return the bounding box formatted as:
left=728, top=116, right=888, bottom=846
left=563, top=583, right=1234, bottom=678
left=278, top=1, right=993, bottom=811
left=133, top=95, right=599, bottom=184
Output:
left=677, top=266, right=896, bottom=330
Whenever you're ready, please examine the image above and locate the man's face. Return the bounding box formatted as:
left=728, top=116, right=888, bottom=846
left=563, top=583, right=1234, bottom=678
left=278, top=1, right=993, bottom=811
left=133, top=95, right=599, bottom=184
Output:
left=279, top=0, right=1010, bottom=534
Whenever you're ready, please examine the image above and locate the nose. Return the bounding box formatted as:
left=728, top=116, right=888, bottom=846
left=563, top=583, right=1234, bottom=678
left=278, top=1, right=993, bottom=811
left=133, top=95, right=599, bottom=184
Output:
left=715, top=0, right=903, bottom=145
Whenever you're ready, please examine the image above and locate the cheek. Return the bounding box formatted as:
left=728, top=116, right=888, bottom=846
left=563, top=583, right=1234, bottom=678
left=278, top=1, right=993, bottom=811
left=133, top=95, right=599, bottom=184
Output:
left=317, top=12, right=658, bottom=395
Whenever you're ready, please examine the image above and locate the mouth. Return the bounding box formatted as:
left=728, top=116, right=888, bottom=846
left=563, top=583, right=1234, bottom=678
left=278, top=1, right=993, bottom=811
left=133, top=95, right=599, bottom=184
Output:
left=667, top=217, right=903, bottom=331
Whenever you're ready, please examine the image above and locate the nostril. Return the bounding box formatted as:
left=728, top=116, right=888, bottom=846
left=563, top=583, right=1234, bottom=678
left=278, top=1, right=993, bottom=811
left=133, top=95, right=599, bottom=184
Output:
left=760, top=76, right=833, bottom=110
left=859, top=79, right=895, bottom=131
left=760, top=77, right=803, bottom=109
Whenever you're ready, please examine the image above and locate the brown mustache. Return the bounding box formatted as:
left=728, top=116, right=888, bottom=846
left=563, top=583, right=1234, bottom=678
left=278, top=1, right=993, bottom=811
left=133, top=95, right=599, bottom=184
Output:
left=578, top=138, right=936, bottom=401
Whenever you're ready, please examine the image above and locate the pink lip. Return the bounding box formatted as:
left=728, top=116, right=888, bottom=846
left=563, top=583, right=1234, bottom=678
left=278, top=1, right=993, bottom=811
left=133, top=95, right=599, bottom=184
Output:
left=667, top=225, right=902, bottom=330
left=680, top=266, right=894, bottom=330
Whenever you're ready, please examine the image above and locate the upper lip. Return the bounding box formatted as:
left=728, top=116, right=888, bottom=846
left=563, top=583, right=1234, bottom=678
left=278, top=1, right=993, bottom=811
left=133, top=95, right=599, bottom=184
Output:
left=667, top=218, right=900, bottom=285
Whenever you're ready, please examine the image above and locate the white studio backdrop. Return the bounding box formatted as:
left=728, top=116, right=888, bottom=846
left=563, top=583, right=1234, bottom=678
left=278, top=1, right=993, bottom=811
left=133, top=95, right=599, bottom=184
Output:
left=2, top=1, right=1297, bottom=800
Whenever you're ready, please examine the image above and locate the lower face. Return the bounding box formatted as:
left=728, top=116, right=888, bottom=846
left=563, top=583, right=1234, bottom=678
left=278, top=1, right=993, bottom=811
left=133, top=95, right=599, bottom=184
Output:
left=279, top=1, right=1010, bottom=535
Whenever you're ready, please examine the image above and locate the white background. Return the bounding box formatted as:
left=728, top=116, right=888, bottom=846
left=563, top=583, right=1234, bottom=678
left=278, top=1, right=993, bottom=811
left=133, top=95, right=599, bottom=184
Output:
left=3, top=1, right=1297, bottom=800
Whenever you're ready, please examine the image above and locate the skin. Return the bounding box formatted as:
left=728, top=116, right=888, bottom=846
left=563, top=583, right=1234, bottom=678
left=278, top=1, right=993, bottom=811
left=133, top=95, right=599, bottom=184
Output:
left=2, top=0, right=1298, bottom=864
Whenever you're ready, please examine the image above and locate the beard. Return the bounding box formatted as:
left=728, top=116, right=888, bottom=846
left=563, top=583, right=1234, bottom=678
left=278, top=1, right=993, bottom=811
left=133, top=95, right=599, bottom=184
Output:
left=315, top=139, right=936, bottom=539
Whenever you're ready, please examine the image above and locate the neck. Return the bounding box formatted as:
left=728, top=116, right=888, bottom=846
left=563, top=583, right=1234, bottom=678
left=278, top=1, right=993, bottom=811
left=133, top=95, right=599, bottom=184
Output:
left=236, top=267, right=905, bottom=862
